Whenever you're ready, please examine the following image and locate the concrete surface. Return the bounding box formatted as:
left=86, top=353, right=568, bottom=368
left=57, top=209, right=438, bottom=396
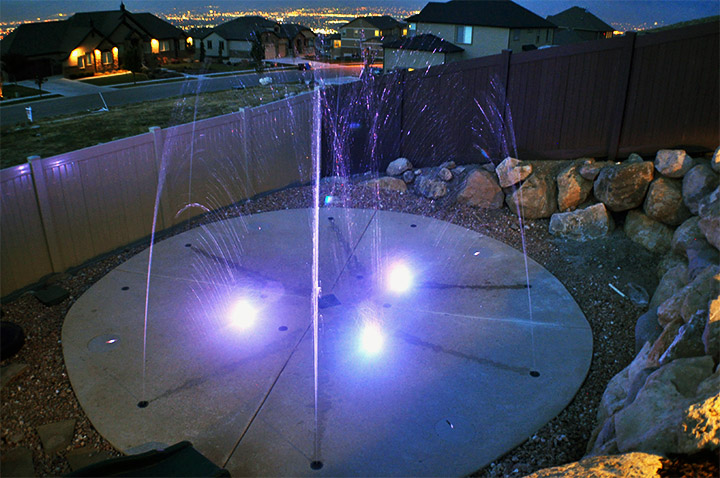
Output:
left=62, top=208, right=592, bottom=477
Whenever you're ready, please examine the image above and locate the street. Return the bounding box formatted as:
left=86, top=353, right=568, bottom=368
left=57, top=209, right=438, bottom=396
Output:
left=0, top=65, right=361, bottom=126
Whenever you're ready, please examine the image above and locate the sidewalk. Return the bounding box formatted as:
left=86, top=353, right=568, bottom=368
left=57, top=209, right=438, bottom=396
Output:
left=16, top=75, right=109, bottom=97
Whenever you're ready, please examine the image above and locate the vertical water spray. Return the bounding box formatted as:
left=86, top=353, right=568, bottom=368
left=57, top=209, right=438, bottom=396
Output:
left=310, top=86, right=323, bottom=469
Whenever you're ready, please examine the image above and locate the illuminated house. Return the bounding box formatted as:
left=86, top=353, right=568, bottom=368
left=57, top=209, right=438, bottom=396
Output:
left=0, top=3, right=189, bottom=80
left=547, top=6, right=614, bottom=45
left=336, top=16, right=407, bottom=60
left=201, top=16, right=316, bottom=63
left=390, top=0, right=556, bottom=71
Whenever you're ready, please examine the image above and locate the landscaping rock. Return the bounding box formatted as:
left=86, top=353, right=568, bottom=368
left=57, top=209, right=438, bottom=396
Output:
left=625, top=282, right=649, bottom=307
left=657, top=265, right=719, bottom=326
left=578, top=159, right=609, bottom=181
left=644, top=177, right=691, bottom=226
left=594, top=161, right=654, bottom=211
left=672, top=216, right=705, bottom=258
left=523, top=452, right=663, bottom=478
left=655, top=149, right=694, bottom=178
left=698, top=186, right=720, bottom=250
left=455, top=169, right=504, bottom=209
left=683, top=164, right=718, bottom=214
left=37, top=419, right=76, bottom=454
left=0, top=447, right=35, bottom=477
left=648, top=319, right=684, bottom=362
left=438, top=167, right=453, bottom=181
left=635, top=308, right=663, bottom=353
left=626, top=153, right=644, bottom=163
left=414, top=175, right=447, bottom=199
left=624, top=209, right=673, bottom=253
left=362, top=176, right=407, bottom=192
left=402, top=170, right=415, bottom=184
left=505, top=174, right=557, bottom=219
left=549, top=203, right=614, bottom=241
left=711, top=146, right=719, bottom=173
left=650, top=264, right=687, bottom=310
left=386, top=157, right=413, bottom=176
left=658, top=310, right=708, bottom=365
left=495, top=156, right=532, bottom=188
left=0, top=363, right=29, bottom=389
left=703, top=296, right=719, bottom=360
left=686, top=242, right=719, bottom=282
left=613, top=356, right=716, bottom=454
left=557, top=162, right=593, bottom=211
left=656, top=253, right=687, bottom=279
left=66, top=447, right=116, bottom=472
left=439, top=160, right=456, bottom=170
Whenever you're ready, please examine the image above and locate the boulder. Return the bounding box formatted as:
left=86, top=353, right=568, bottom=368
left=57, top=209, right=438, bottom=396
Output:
left=594, top=161, right=654, bottom=211
left=439, top=160, right=456, bottom=170
left=686, top=242, right=719, bottom=282
left=658, top=310, right=708, bottom=365
left=624, top=210, right=673, bottom=254
left=549, top=203, right=614, bottom=241
left=402, top=170, right=415, bottom=184
left=456, top=169, right=504, bottom=209
left=655, top=149, right=694, bottom=178
left=579, top=160, right=610, bottom=181
left=711, top=146, right=719, bottom=173
left=523, top=452, right=663, bottom=478
left=362, top=176, right=407, bottom=192
left=438, top=167, right=453, bottom=181
left=386, top=157, right=413, bottom=176
left=683, top=164, right=718, bottom=214
left=703, top=296, right=719, bottom=360
left=648, top=319, right=684, bottom=362
left=698, top=186, right=720, bottom=250
left=656, top=253, right=687, bottom=279
left=650, top=264, right=688, bottom=310
left=644, top=177, right=692, bottom=226
left=505, top=174, right=557, bottom=219
left=672, top=217, right=705, bottom=258
left=557, top=162, right=594, bottom=211
left=626, top=153, right=645, bottom=163
left=495, top=156, right=532, bottom=188
left=414, top=175, right=447, bottom=199
left=657, top=265, right=719, bottom=326
left=613, top=356, right=716, bottom=454
left=635, top=307, right=663, bottom=353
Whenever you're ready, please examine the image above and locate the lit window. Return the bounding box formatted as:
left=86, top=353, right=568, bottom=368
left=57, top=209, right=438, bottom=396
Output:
left=333, top=39, right=341, bottom=48
left=374, top=29, right=380, bottom=37
left=102, top=51, right=112, bottom=64
left=78, top=55, right=86, bottom=68
left=85, top=53, right=93, bottom=67
left=403, top=28, right=408, bottom=36
left=408, top=23, right=416, bottom=36
left=160, top=40, right=171, bottom=52
left=456, top=25, right=472, bottom=44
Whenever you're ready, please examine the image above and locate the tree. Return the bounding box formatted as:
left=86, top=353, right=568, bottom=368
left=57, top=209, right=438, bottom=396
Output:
left=35, top=75, right=46, bottom=97
left=250, top=31, right=265, bottom=71
left=122, top=41, right=143, bottom=84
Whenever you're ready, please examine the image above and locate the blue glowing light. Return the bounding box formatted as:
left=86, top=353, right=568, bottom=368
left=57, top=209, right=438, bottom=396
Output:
left=324, top=195, right=335, bottom=205
left=229, top=299, right=257, bottom=330
left=359, top=322, right=384, bottom=356
left=387, top=262, right=413, bottom=293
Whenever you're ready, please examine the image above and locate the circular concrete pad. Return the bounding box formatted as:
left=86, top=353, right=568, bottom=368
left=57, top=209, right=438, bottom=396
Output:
left=63, top=208, right=592, bottom=476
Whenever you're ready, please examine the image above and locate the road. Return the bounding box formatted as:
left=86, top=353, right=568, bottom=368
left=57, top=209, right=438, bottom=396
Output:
left=0, top=65, right=361, bottom=126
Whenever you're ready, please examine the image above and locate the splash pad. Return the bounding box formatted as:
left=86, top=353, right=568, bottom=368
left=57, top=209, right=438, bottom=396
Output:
left=63, top=207, right=591, bottom=476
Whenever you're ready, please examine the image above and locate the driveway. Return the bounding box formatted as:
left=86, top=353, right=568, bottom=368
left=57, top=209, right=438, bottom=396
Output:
left=16, top=75, right=109, bottom=97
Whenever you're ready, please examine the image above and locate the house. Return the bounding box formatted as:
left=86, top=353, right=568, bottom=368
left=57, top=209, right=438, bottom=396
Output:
left=316, top=33, right=341, bottom=59
left=383, top=34, right=464, bottom=72
left=336, top=16, right=407, bottom=59
left=201, top=16, right=316, bottom=63
left=392, top=0, right=556, bottom=70
left=0, top=2, right=190, bottom=80
left=547, top=7, right=614, bottom=45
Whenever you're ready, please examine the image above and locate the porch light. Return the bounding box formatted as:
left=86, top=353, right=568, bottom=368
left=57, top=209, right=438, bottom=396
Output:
left=186, top=37, right=193, bottom=46
left=70, top=48, right=83, bottom=65
left=151, top=39, right=159, bottom=53
left=112, top=47, right=118, bottom=61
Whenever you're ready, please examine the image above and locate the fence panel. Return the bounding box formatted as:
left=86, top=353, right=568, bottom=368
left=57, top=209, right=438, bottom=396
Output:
left=246, top=92, right=314, bottom=192
left=401, top=54, right=507, bottom=165
left=158, top=113, right=249, bottom=227
left=619, top=21, right=719, bottom=155
left=0, top=164, right=54, bottom=296
left=30, top=133, right=160, bottom=273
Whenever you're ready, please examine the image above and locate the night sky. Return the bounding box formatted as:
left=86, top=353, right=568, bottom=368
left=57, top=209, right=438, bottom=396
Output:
left=0, top=0, right=717, bottom=27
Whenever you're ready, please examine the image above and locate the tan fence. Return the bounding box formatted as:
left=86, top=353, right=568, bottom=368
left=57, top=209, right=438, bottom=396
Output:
left=1, top=92, right=315, bottom=298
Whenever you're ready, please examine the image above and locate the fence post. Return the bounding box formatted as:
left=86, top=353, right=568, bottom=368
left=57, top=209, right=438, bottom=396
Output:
left=28, top=155, right=63, bottom=273
left=149, top=126, right=172, bottom=231
left=607, top=32, right=637, bottom=161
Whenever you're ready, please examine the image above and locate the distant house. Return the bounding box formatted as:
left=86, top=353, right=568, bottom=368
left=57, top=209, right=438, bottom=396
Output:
left=337, top=16, right=407, bottom=59
left=201, top=16, right=316, bottom=63
left=383, top=34, right=464, bottom=72
left=547, top=7, right=614, bottom=45
left=317, top=33, right=341, bottom=59
left=0, top=2, right=190, bottom=80
left=391, top=0, right=556, bottom=70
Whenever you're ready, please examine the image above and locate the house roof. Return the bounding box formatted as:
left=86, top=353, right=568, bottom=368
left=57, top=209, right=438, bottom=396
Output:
left=210, top=16, right=279, bottom=41
left=383, top=33, right=464, bottom=53
left=1, top=7, right=185, bottom=58
left=279, top=23, right=315, bottom=39
left=407, top=0, right=556, bottom=29
left=340, top=15, right=403, bottom=31
left=547, top=7, right=613, bottom=32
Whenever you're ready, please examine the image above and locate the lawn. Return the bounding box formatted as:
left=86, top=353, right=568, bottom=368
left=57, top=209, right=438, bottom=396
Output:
left=1, top=84, right=47, bottom=100
left=164, top=61, right=254, bottom=74
left=77, top=72, right=151, bottom=86
left=0, top=83, right=313, bottom=169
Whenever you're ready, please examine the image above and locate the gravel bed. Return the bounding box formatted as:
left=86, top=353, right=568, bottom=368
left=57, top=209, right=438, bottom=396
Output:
left=1, top=182, right=661, bottom=477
